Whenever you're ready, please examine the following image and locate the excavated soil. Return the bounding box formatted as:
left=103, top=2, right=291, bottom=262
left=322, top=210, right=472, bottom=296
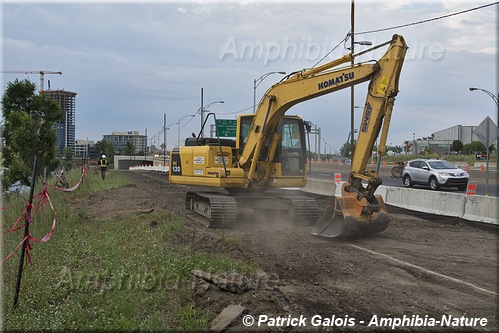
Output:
left=79, top=170, right=498, bottom=332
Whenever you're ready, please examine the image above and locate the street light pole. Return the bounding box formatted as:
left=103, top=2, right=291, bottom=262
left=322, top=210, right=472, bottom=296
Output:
left=174, top=114, right=196, bottom=146
left=350, top=0, right=355, bottom=159
left=413, top=132, right=417, bottom=156
left=469, top=87, right=499, bottom=125
left=200, top=100, right=224, bottom=137
left=200, top=88, right=204, bottom=138
left=469, top=87, right=499, bottom=129
left=321, top=138, right=329, bottom=159
left=177, top=119, right=181, bottom=147
left=163, top=113, right=167, bottom=166
left=253, top=71, right=286, bottom=113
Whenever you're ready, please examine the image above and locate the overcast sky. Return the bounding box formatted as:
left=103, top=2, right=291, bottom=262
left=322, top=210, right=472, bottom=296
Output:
left=1, top=0, right=497, bottom=153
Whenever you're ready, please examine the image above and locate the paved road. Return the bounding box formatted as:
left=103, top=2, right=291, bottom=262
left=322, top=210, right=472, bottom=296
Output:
left=310, top=164, right=499, bottom=197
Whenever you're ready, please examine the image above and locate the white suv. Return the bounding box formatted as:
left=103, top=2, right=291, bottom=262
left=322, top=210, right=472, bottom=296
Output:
left=402, top=159, right=469, bottom=191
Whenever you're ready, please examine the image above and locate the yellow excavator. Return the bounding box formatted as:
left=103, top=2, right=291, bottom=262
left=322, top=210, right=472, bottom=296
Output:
left=169, top=34, right=408, bottom=238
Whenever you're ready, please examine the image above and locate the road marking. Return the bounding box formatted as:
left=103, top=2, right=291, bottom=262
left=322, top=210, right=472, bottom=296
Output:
left=349, top=244, right=497, bottom=296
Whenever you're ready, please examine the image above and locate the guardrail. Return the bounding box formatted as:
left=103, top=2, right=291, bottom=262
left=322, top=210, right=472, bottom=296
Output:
left=302, top=179, right=498, bottom=226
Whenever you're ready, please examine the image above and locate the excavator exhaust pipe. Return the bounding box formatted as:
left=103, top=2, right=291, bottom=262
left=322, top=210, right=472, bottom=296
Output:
left=311, top=194, right=390, bottom=238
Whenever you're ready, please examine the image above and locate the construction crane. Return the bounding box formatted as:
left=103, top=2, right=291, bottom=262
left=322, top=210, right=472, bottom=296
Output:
left=1, top=70, right=62, bottom=92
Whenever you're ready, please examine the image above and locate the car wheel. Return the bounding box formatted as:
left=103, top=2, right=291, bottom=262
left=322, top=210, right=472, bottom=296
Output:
left=429, top=177, right=439, bottom=190
left=403, top=175, right=412, bottom=188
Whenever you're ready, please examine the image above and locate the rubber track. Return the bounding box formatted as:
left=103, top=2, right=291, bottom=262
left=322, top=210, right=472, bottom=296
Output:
left=186, top=192, right=237, bottom=228
left=284, top=196, right=319, bottom=226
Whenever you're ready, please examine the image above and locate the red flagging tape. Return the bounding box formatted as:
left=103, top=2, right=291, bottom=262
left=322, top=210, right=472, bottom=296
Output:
left=1, top=186, right=56, bottom=267
left=0, top=205, right=30, bottom=235
left=47, top=164, right=87, bottom=192
left=1, top=165, right=88, bottom=266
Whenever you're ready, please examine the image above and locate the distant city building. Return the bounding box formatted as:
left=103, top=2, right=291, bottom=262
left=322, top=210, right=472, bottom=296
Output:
left=75, top=139, right=99, bottom=160
left=149, top=144, right=158, bottom=154
left=406, top=124, right=486, bottom=156
left=431, top=125, right=478, bottom=145
left=43, top=90, right=77, bottom=157
left=103, top=131, right=147, bottom=154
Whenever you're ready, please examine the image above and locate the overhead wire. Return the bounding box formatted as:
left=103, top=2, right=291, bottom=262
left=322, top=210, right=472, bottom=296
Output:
left=178, top=114, right=196, bottom=130
left=168, top=2, right=498, bottom=136
left=312, top=32, right=350, bottom=69
left=314, top=1, right=498, bottom=68
left=215, top=105, right=254, bottom=115
left=355, top=2, right=498, bottom=36
left=176, top=105, right=253, bottom=133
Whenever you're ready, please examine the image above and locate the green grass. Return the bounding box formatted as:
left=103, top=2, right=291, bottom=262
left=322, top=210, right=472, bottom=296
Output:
left=1, top=168, right=254, bottom=332
left=65, top=166, right=133, bottom=198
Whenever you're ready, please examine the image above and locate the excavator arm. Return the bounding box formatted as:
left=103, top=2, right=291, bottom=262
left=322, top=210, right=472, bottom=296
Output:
left=239, top=34, right=408, bottom=237
left=238, top=35, right=408, bottom=195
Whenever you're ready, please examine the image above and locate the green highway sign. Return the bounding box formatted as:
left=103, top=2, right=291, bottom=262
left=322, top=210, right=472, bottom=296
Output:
left=216, top=119, right=237, bottom=137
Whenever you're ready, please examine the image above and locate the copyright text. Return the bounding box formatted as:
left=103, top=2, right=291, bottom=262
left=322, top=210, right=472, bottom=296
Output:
left=241, top=314, right=488, bottom=329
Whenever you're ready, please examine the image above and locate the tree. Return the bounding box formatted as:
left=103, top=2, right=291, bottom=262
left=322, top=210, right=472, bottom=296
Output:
left=339, top=140, right=357, bottom=158
left=95, top=140, right=115, bottom=161
left=122, top=140, right=135, bottom=156
left=62, top=146, right=74, bottom=171
left=450, top=140, right=464, bottom=153
left=1, top=79, right=63, bottom=189
left=462, top=141, right=488, bottom=155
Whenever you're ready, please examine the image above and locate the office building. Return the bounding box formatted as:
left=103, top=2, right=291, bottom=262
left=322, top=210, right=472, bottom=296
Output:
left=75, top=139, right=100, bottom=160
left=103, top=131, right=147, bottom=154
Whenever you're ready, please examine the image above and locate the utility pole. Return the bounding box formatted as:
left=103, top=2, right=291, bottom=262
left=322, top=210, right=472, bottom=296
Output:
left=318, top=127, right=322, bottom=162
left=163, top=113, right=167, bottom=166
left=200, top=88, right=204, bottom=137
left=350, top=0, right=355, bottom=159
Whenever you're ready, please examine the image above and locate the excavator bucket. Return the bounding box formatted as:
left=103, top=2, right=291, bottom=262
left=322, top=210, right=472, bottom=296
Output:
left=311, top=195, right=390, bottom=238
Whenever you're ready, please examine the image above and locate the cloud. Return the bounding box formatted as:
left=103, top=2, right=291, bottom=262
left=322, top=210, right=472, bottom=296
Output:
left=1, top=1, right=497, bottom=151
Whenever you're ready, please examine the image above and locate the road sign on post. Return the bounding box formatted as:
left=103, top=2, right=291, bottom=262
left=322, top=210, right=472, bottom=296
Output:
left=473, top=116, right=498, bottom=196
left=215, top=119, right=237, bottom=137
left=473, top=116, right=499, bottom=146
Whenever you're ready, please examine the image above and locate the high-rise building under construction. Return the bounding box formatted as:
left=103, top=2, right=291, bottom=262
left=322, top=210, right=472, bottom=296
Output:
left=43, top=90, right=77, bottom=157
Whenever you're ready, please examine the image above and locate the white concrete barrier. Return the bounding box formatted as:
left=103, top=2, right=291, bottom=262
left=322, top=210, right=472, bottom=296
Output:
left=301, top=178, right=336, bottom=196
left=384, top=186, right=465, bottom=218
left=462, top=196, right=499, bottom=225
left=129, top=165, right=169, bottom=172
left=301, top=178, right=498, bottom=225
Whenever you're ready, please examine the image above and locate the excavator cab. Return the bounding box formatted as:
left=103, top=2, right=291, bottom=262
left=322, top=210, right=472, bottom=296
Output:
left=236, top=114, right=309, bottom=180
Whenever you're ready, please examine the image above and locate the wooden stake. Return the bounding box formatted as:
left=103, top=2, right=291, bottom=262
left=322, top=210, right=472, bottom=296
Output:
left=13, top=157, right=37, bottom=309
